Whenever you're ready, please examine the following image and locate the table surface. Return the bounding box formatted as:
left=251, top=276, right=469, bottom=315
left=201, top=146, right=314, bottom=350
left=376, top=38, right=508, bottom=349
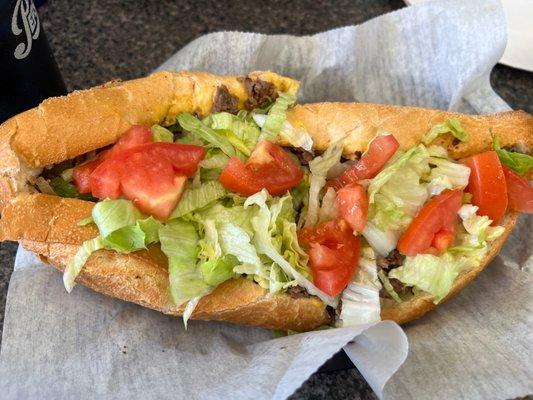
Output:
left=1, top=1, right=532, bottom=399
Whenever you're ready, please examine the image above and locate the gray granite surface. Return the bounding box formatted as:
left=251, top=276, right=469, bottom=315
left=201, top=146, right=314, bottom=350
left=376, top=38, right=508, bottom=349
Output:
left=1, top=0, right=532, bottom=399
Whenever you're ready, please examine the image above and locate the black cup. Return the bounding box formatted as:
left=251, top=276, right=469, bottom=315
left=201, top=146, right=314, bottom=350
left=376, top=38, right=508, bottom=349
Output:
left=0, top=0, right=66, bottom=123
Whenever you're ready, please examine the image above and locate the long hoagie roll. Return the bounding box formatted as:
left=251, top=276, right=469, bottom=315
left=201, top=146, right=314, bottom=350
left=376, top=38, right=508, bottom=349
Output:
left=0, top=71, right=531, bottom=331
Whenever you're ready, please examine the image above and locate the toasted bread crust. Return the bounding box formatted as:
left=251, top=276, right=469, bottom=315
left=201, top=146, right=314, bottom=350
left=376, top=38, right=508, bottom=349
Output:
left=0, top=72, right=531, bottom=330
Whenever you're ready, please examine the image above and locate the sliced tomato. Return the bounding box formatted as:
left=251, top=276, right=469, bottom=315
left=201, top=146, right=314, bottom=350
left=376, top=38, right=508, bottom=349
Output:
left=120, top=152, right=187, bottom=220
left=219, top=140, right=304, bottom=196
left=110, top=125, right=152, bottom=154
left=502, top=165, right=533, bottom=213
left=331, top=134, right=400, bottom=190
left=89, top=157, right=123, bottom=199
left=72, top=158, right=102, bottom=194
left=299, top=219, right=360, bottom=296
left=398, top=189, right=463, bottom=256
left=337, top=183, right=368, bottom=232
left=120, top=143, right=205, bottom=177
left=431, top=230, right=455, bottom=253
left=461, top=151, right=507, bottom=224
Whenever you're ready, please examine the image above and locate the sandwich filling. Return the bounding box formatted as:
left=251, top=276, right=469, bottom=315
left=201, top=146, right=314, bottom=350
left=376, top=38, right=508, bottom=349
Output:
left=34, top=89, right=533, bottom=329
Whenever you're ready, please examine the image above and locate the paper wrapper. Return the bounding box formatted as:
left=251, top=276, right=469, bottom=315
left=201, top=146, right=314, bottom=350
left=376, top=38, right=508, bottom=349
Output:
left=1, top=0, right=531, bottom=398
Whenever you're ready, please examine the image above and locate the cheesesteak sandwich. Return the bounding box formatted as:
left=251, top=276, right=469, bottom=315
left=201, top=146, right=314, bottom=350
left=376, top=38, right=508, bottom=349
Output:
left=0, top=71, right=531, bottom=331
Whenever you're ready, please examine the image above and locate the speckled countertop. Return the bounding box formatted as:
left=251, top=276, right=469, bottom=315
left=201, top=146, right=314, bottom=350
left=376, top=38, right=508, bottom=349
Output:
left=1, top=1, right=532, bottom=399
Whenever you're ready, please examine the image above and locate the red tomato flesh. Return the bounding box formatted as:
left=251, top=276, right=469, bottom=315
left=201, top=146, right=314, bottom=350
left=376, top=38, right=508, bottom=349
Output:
left=398, top=189, right=463, bottom=256
left=219, top=140, right=304, bottom=196
left=331, top=134, right=400, bottom=190
left=72, top=158, right=102, bottom=194
left=73, top=125, right=153, bottom=194
left=461, top=151, right=508, bottom=224
left=121, top=152, right=188, bottom=220
left=299, top=219, right=360, bottom=296
left=337, top=183, right=368, bottom=232
left=502, top=165, right=533, bottom=213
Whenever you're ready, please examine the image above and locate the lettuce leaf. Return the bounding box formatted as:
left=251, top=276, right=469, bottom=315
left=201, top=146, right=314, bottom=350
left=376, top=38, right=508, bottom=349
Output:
left=253, top=113, right=313, bottom=152
left=151, top=124, right=174, bottom=142
left=177, top=112, right=236, bottom=157
left=427, top=157, right=470, bottom=195
left=389, top=253, right=461, bottom=303
left=368, top=145, right=428, bottom=203
left=422, top=118, right=468, bottom=145
left=317, top=187, right=339, bottom=223
left=492, top=135, right=533, bottom=175
left=338, top=247, right=381, bottom=327
left=159, top=220, right=209, bottom=306
left=210, top=111, right=261, bottom=152
left=170, top=181, right=227, bottom=219
left=305, top=141, right=343, bottom=228
left=63, top=238, right=105, bottom=292
left=260, top=92, right=296, bottom=140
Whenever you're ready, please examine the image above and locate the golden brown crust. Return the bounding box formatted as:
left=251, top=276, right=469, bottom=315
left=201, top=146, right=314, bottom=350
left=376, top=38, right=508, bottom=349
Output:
left=1, top=194, right=330, bottom=331
left=287, top=102, right=533, bottom=158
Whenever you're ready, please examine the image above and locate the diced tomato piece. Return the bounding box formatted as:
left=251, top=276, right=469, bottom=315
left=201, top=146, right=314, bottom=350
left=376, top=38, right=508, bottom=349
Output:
left=110, top=125, right=152, bottom=154
left=398, top=189, right=463, bottom=256
left=72, top=158, right=101, bottom=193
left=299, top=219, right=360, bottom=296
left=89, top=157, right=124, bottom=199
left=502, top=165, right=533, bottom=213
left=331, top=134, right=400, bottom=190
left=120, top=143, right=205, bottom=177
left=431, top=230, right=455, bottom=254
left=337, top=183, right=368, bottom=232
left=461, top=151, right=508, bottom=224
left=120, top=151, right=187, bottom=220
left=219, top=140, right=304, bottom=196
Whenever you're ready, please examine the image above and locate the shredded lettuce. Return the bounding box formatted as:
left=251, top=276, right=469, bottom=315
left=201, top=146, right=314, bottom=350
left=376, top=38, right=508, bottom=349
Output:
left=160, top=220, right=209, bottom=306
left=170, top=181, right=227, bottom=219
left=63, top=238, right=104, bottom=292
left=254, top=113, right=313, bottom=152
left=245, top=189, right=338, bottom=307
left=92, top=199, right=143, bottom=237
left=151, top=124, right=174, bottom=142
left=492, top=135, right=533, bottom=175
left=200, top=150, right=230, bottom=170
left=422, top=118, right=468, bottom=145
left=389, top=253, right=461, bottom=303
left=362, top=221, right=399, bottom=257
left=368, top=145, right=428, bottom=203
left=338, top=248, right=382, bottom=327
left=427, top=157, right=470, bottom=195
left=177, top=112, right=236, bottom=157
left=305, top=141, right=343, bottom=228
left=317, top=187, right=339, bottom=223
left=210, top=111, right=261, bottom=152
left=260, top=92, right=296, bottom=140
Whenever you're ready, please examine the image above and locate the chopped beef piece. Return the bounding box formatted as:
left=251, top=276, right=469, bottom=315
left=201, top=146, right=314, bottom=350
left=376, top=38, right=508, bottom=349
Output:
left=212, top=85, right=239, bottom=114
left=287, top=285, right=311, bottom=299
left=240, top=77, right=278, bottom=109
left=376, top=249, right=405, bottom=272
left=291, top=147, right=314, bottom=165
left=452, top=137, right=461, bottom=146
